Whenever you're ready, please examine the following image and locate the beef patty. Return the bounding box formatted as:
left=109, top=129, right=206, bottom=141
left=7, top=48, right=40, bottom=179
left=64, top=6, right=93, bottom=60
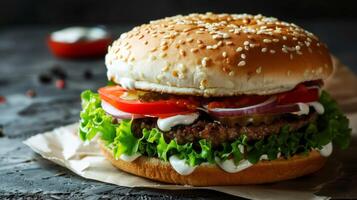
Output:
left=131, top=112, right=318, bottom=147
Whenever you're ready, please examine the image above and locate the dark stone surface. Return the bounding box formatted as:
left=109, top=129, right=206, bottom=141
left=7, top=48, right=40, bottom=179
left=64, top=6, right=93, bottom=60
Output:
left=0, top=21, right=356, bottom=199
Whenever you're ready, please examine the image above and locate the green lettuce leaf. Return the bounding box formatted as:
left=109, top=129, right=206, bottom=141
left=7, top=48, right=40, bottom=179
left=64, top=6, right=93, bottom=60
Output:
left=79, top=90, right=351, bottom=166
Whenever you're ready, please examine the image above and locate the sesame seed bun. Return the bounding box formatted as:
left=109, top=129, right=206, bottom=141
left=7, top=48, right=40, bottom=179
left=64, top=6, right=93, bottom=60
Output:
left=105, top=13, right=333, bottom=97
left=99, top=141, right=326, bottom=186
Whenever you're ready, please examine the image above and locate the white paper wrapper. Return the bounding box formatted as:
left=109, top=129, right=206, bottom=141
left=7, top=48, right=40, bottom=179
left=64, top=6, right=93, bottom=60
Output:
left=23, top=122, right=345, bottom=200
left=23, top=57, right=357, bottom=200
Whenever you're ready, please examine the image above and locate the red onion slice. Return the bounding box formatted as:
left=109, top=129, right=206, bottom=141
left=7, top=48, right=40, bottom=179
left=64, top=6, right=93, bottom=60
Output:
left=208, top=101, right=311, bottom=117
left=260, top=103, right=309, bottom=115
left=101, top=101, right=145, bottom=119
left=207, top=96, right=277, bottom=117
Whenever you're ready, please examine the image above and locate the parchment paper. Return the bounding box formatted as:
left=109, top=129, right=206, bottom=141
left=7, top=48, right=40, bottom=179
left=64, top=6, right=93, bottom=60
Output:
left=24, top=58, right=357, bottom=200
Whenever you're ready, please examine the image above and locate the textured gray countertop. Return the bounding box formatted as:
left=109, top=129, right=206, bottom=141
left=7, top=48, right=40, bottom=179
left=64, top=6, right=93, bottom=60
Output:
left=0, top=21, right=356, bottom=199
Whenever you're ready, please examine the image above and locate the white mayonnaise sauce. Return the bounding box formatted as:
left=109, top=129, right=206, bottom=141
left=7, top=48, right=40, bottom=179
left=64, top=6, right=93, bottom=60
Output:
left=293, top=103, right=310, bottom=116
left=118, top=77, right=136, bottom=90
left=157, top=113, right=199, bottom=132
left=51, top=27, right=108, bottom=43
left=215, top=157, right=253, bottom=173
left=169, top=155, right=196, bottom=175
left=308, top=101, right=324, bottom=114
left=119, top=152, right=141, bottom=162
left=318, top=142, right=333, bottom=157
left=101, top=100, right=131, bottom=117
left=292, top=101, right=324, bottom=115
left=215, top=153, right=280, bottom=173
left=259, top=154, right=268, bottom=160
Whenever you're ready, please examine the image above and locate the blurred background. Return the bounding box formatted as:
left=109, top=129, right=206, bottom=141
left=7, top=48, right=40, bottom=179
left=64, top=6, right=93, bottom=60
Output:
left=1, top=0, right=357, bottom=72
left=2, top=0, right=357, bottom=25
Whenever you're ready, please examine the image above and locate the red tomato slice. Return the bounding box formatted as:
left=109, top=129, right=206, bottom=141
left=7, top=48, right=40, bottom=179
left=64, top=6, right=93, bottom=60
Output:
left=207, top=83, right=319, bottom=109
left=47, top=37, right=112, bottom=58
left=277, top=84, right=319, bottom=105
left=98, top=86, right=198, bottom=116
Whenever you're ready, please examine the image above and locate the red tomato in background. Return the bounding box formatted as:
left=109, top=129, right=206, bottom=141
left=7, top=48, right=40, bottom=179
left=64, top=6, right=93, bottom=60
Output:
left=98, top=86, right=198, bottom=116
left=47, top=37, right=112, bottom=58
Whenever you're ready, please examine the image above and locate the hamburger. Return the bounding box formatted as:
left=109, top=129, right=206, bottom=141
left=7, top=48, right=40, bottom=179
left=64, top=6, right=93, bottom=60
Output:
left=79, top=13, right=351, bottom=186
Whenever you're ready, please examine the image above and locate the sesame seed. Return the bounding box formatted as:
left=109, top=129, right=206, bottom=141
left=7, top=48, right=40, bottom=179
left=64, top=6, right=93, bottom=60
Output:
left=256, top=67, right=262, bottom=74
left=241, top=53, right=246, bottom=59
left=243, top=41, right=250, bottom=46
left=261, top=47, right=267, bottom=52
left=282, top=47, right=288, bottom=53
left=198, top=44, right=206, bottom=49
left=229, top=71, right=235, bottom=76
left=305, top=41, right=311, bottom=47
left=172, top=70, right=178, bottom=77
left=159, top=52, right=167, bottom=58
left=270, top=49, right=276, bottom=54
left=160, top=41, right=168, bottom=46
left=162, top=65, right=169, bottom=72
left=222, top=52, right=227, bottom=58
left=282, top=36, right=287, bottom=40
left=179, top=49, right=186, bottom=56
left=186, top=37, right=194, bottom=43
left=237, top=60, right=246, bottom=67
left=295, top=45, right=301, bottom=50
left=190, top=48, right=199, bottom=53
left=263, top=39, right=272, bottom=43
left=212, top=34, right=222, bottom=40
left=236, top=47, right=243, bottom=52
left=272, top=38, right=279, bottom=43
left=144, top=41, right=149, bottom=45
left=222, top=33, right=231, bottom=39
left=225, top=41, right=233, bottom=45
left=150, top=47, right=157, bottom=52
left=138, top=35, right=144, bottom=39
left=197, top=39, right=203, bottom=44
left=244, top=46, right=250, bottom=50
left=183, top=28, right=191, bottom=32
left=201, top=57, right=210, bottom=67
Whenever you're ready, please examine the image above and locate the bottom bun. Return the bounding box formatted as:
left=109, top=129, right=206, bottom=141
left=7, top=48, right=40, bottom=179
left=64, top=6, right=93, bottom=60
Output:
left=99, top=142, right=326, bottom=186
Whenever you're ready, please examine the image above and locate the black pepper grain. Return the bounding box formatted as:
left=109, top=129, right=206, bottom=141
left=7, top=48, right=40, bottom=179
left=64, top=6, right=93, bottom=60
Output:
left=83, top=69, right=93, bottom=79
left=38, top=73, right=52, bottom=84
left=50, top=65, right=67, bottom=79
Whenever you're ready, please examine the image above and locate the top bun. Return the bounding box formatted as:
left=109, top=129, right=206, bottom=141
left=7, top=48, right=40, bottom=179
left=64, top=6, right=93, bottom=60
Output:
left=105, top=13, right=333, bottom=97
